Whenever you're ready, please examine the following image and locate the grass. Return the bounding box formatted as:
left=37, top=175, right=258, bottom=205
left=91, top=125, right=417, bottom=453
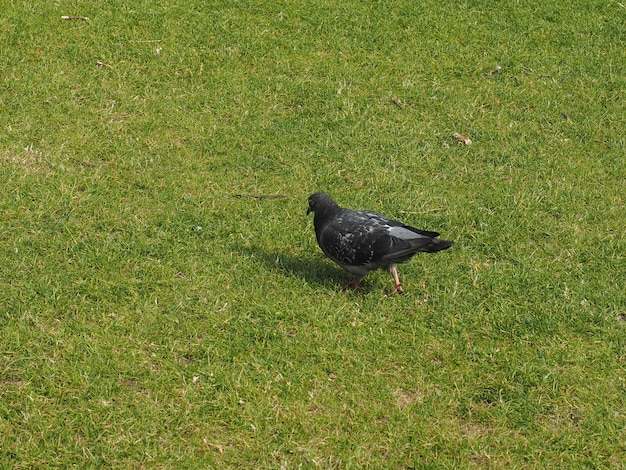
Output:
left=1, top=0, right=625, bottom=467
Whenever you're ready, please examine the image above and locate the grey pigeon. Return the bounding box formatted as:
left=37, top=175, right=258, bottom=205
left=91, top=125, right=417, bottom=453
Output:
left=307, top=192, right=453, bottom=295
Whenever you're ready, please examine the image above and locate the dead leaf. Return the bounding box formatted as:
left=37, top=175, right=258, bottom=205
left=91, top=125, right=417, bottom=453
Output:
left=391, top=98, right=405, bottom=109
left=454, top=133, right=472, bottom=145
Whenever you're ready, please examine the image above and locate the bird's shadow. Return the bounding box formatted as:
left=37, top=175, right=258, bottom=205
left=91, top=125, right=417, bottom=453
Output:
left=237, top=246, right=351, bottom=291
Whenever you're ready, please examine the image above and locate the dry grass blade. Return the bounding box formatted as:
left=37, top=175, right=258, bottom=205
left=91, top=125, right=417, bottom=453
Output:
left=234, top=194, right=286, bottom=200
left=61, top=15, right=90, bottom=21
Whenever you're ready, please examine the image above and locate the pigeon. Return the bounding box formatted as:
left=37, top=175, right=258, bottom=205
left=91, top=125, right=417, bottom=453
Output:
left=307, top=192, right=453, bottom=295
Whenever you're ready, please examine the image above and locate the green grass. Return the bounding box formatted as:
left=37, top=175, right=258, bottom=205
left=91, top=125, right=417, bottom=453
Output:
left=1, top=0, right=625, bottom=467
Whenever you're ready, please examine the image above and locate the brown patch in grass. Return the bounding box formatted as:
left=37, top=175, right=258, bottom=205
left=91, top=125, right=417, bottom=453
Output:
left=393, top=388, right=425, bottom=409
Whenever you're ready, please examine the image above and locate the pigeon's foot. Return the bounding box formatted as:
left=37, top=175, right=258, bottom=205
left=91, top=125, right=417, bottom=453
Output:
left=345, top=279, right=364, bottom=291
left=386, top=265, right=404, bottom=296
left=386, top=283, right=405, bottom=296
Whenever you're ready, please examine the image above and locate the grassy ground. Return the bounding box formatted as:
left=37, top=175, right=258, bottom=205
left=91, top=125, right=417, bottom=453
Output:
left=1, top=0, right=625, bottom=467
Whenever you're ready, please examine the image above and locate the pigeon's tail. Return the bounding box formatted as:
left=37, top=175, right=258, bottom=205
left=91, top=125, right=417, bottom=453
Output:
left=426, top=238, right=454, bottom=253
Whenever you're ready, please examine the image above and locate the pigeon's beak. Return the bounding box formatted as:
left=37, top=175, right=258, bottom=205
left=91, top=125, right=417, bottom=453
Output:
left=307, top=207, right=312, bottom=215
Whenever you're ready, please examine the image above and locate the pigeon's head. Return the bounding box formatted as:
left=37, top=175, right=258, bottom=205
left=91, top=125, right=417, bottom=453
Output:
left=307, top=192, right=338, bottom=215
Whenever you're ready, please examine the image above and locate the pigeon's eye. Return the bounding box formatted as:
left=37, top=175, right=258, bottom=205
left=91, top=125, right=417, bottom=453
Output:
left=309, top=200, right=315, bottom=207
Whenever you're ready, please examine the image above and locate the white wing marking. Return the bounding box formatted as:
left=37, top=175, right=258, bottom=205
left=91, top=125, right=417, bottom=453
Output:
left=387, top=225, right=422, bottom=240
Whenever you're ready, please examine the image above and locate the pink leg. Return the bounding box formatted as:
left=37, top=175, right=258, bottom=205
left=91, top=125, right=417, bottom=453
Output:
left=387, top=265, right=404, bottom=296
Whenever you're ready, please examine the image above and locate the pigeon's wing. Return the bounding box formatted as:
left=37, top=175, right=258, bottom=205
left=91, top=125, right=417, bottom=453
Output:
left=363, top=212, right=441, bottom=239
left=364, top=213, right=441, bottom=264
left=318, top=210, right=438, bottom=268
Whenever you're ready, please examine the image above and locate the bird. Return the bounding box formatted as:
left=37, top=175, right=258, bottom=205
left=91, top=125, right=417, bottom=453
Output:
left=307, top=192, right=453, bottom=295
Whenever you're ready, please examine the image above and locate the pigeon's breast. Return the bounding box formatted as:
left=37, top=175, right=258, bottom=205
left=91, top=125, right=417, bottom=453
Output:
left=326, top=231, right=358, bottom=263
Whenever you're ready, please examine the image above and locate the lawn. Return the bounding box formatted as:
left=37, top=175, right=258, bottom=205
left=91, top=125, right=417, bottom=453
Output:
left=1, top=0, right=625, bottom=467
